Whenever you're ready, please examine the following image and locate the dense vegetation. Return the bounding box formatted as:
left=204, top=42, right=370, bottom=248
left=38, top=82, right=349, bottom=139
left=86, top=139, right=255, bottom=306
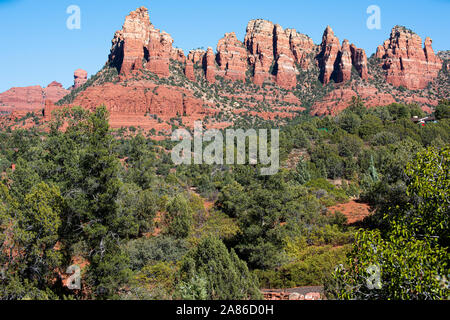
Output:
left=0, top=98, right=449, bottom=300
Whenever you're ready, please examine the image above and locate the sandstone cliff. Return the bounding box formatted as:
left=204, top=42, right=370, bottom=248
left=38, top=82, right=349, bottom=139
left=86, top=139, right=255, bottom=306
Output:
left=5, top=7, right=446, bottom=135
left=73, top=69, right=88, bottom=89
left=243, top=20, right=316, bottom=89
left=109, top=6, right=180, bottom=78
left=0, top=82, right=69, bottom=113
left=376, top=26, right=442, bottom=90
left=216, top=32, right=247, bottom=82
left=318, top=26, right=369, bottom=85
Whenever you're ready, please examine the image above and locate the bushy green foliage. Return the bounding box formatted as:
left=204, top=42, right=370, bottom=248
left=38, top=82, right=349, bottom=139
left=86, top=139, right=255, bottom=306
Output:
left=402, top=146, right=449, bottom=246
left=256, top=240, right=350, bottom=289
left=125, top=236, right=189, bottom=271
left=0, top=182, right=64, bottom=299
left=165, top=194, right=194, bottom=239
left=328, top=147, right=450, bottom=300
left=328, top=225, right=449, bottom=300
left=178, top=237, right=262, bottom=300
left=435, top=100, right=450, bottom=120
left=0, top=99, right=448, bottom=300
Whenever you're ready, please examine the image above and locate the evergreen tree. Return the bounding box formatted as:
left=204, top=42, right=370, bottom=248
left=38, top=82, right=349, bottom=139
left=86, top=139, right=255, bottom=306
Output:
left=178, top=237, right=262, bottom=300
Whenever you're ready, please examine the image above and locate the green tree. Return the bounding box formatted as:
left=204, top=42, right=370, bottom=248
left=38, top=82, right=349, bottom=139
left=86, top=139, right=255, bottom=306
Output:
left=401, top=146, right=449, bottom=246
left=329, top=147, right=450, bottom=300
left=166, top=194, right=194, bottom=239
left=435, top=100, right=450, bottom=120
left=0, top=182, right=64, bottom=299
left=296, top=157, right=311, bottom=185
left=329, top=224, right=449, bottom=300
left=337, top=112, right=361, bottom=134
left=178, top=237, right=262, bottom=300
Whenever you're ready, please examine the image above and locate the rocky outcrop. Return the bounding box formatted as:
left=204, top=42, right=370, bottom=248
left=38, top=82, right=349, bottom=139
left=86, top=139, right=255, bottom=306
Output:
left=188, top=49, right=206, bottom=65
left=0, top=82, right=69, bottom=113
left=109, top=7, right=151, bottom=74
left=6, top=7, right=446, bottom=134
left=171, top=48, right=186, bottom=63
left=44, top=82, right=70, bottom=103
left=336, top=40, right=353, bottom=83
left=245, top=19, right=276, bottom=85
left=0, top=86, right=45, bottom=112
left=185, top=61, right=196, bottom=81
left=273, top=25, right=297, bottom=89
left=287, top=28, right=316, bottom=69
left=310, top=84, right=439, bottom=116
left=146, top=29, right=173, bottom=77
left=73, top=69, right=88, bottom=89
left=350, top=44, right=368, bottom=80
left=243, top=20, right=315, bottom=88
left=108, top=7, right=175, bottom=78
left=66, top=83, right=205, bottom=120
left=376, top=26, right=442, bottom=89
left=311, top=87, right=394, bottom=116
left=216, top=32, right=248, bottom=82
left=203, top=47, right=216, bottom=84
left=318, top=27, right=369, bottom=85
left=318, top=26, right=341, bottom=85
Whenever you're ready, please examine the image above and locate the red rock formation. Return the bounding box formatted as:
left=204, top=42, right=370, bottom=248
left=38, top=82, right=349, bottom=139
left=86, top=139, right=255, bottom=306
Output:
left=318, top=26, right=341, bottom=85
left=171, top=48, right=186, bottom=63
left=0, top=86, right=44, bottom=112
left=73, top=69, right=88, bottom=89
left=110, top=7, right=151, bottom=74
left=216, top=32, right=248, bottom=82
left=336, top=40, right=352, bottom=83
left=44, top=82, right=70, bottom=103
left=376, top=26, right=442, bottom=89
left=311, top=87, right=394, bottom=116
left=203, top=47, right=216, bottom=84
left=69, top=82, right=204, bottom=121
left=188, top=49, right=206, bottom=65
left=274, top=25, right=297, bottom=89
left=185, top=61, right=196, bottom=81
left=12, top=7, right=444, bottom=134
left=47, top=81, right=63, bottom=88
left=109, top=7, right=175, bottom=78
left=310, top=84, right=439, bottom=116
left=43, top=100, right=59, bottom=121
left=286, top=29, right=316, bottom=69
left=146, top=30, right=173, bottom=77
left=319, top=27, right=368, bottom=84
left=0, top=82, right=69, bottom=113
left=245, top=19, right=276, bottom=85
left=244, top=20, right=314, bottom=88
left=350, top=44, right=368, bottom=80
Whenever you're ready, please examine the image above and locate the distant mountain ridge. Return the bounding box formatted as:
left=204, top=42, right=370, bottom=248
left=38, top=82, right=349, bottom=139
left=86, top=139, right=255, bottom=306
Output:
left=1, top=6, right=448, bottom=135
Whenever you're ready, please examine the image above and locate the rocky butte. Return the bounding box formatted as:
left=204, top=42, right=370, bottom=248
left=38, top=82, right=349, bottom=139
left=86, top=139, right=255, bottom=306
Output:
left=318, top=26, right=369, bottom=85
left=73, top=69, right=88, bottom=89
left=376, top=26, right=442, bottom=90
left=2, top=6, right=446, bottom=134
left=216, top=32, right=248, bottom=82
left=0, top=68, right=88, bottom=115
left=109, top=6, right=181, bottom=78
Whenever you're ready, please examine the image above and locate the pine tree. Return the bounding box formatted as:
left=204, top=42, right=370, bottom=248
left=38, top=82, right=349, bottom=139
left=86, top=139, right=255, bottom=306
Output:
left=178, top=237, right=262, bottom=300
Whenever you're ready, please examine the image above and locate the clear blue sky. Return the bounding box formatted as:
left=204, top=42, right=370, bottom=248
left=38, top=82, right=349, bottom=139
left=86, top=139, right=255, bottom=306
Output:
left=0, top=0, right=448, bottom=92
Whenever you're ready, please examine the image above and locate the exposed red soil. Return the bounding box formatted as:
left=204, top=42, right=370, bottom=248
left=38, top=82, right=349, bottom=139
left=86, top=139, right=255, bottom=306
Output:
left=327, top=200, right=373, bottom=224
